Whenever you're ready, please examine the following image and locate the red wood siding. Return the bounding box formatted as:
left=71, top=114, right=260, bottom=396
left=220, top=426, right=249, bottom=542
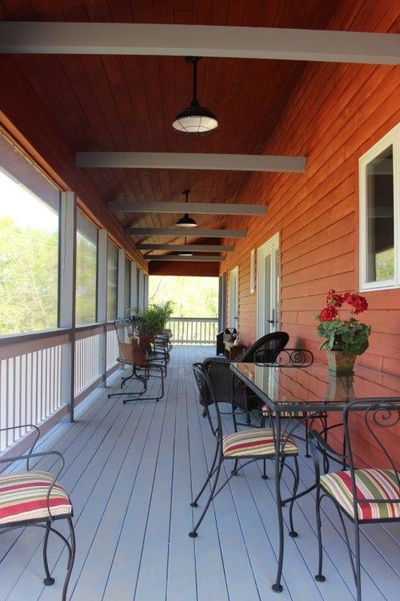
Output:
left=222, top=5, right=400, bottom=376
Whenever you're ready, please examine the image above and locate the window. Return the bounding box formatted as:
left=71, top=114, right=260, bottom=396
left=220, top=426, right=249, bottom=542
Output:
left=106, top=241, right=118, bottom=321
left=0, top=134, right=60, bottom=335
left=359, top=124, right=399, bottom=290
left=124, top=258, right=131, bottom=313
left=76, top=210, right=97, bottom=325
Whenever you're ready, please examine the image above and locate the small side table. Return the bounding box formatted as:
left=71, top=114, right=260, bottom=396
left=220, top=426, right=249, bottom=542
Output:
left=224, top=341, right=246, bottom=360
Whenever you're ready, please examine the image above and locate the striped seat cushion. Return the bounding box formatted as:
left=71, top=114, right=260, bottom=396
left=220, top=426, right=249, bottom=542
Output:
left=320, top=469, right=400, bottom=520
left=0, top=471, right=73, bottom=525
left=223, top=428, right=298, bottom=458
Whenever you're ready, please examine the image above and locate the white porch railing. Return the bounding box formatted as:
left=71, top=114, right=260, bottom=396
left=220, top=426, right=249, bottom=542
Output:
left=0, top=331, right=69, bottom=451
left=166, top=317, right=218, bottom=345
left=0, top=327, right=109, bottom=452
left=0, top=317, right=217, bottom=452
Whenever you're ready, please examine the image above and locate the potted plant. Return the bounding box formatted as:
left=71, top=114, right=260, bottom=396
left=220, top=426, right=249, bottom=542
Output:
left=128, top=301, right=174, bottom=351
left=316, top=289, right=371, bottom=374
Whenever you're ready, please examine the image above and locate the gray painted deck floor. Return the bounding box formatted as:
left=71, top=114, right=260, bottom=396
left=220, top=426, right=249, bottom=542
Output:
left=1, top=345, right=399, bottom=601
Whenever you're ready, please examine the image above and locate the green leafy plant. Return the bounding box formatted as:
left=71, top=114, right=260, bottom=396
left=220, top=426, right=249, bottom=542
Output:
left=128, top=301, right=174, bottom=338
left=316, top=289, right=371, bottom=355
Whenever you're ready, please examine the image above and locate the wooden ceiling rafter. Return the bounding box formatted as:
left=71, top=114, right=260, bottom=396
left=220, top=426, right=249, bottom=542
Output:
left=1, top=23, right=399, bottom=65
left=136, top=244, right=234, bottom=252
left=126, top=227, right=246, bottom=238
left=108, top=201, right=265, bottom=216
left=145, top=255, right=226, bottom=262
left=76, top=151, right=306, bottom=172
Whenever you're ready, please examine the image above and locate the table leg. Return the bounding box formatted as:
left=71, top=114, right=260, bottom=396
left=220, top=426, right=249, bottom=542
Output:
left=272, top=411, right=284, bottom=593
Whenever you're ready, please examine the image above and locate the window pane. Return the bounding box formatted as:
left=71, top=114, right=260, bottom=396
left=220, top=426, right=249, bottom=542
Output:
left=107, top=241, right=118, bottom=321
left=124, top=258, right=131, bottom=313
left=76, top=211, right=97, bottom=325
left=366, top=146, right=394, bottom=283
left=0, top=140, right=59, bottom=335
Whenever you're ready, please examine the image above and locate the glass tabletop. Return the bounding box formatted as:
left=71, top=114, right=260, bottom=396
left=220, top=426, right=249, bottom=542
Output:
left=231, top=362, right=400, bottom=412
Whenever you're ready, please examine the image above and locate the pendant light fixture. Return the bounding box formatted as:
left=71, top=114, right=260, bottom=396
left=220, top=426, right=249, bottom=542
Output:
left=175, top=189, right=197, bottom=228
left=172, top=57, right=218, bottom=134
left=179, top=237, right=194, bottom=257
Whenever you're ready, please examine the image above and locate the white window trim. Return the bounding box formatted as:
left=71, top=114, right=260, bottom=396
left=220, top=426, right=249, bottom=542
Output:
left=359, top=123, right=400, bottom=291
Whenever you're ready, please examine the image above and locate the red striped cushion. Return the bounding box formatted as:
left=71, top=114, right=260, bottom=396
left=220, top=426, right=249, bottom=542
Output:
left=223, top=428, right=298, bottom=458
left=0, top=471, right=73, bottom=524
left=320, top=469, right=400, bottom=520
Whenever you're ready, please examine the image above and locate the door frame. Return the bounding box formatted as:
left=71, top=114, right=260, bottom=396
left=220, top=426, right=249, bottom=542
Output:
left=256, top=233, right=280, bottom=338
left=229, top=266, right=239, bottom=331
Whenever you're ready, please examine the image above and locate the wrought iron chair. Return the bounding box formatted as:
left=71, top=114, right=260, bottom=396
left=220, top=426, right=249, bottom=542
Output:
left=108, top=317, right=166, bottom=403
left=255, top=348, right=327, bottom=456
left=234, top=331, right=290, bottom=420
left=151, top=328, right=173, bottom=366
left=0, top=425, right=75, bottom=601
left=189, top=363, right=299, bottom=538
left=309, top=398, right=400, bottom=601
left=202, top=331, right=290, bottom=425
left=238, top=331, right=290, bottom=363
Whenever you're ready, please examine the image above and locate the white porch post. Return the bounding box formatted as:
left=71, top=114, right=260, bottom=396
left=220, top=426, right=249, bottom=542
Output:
left=59, top=191, right=76, bottom=422
left=97, top=229, right=108, bottom=384
left=130, top=262, right=138, bottom=310
left=117, top=248, right=125, bottom=317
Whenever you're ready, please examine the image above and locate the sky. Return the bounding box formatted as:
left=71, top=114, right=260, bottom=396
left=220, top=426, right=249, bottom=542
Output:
left=0, top=170, right=58, bottom=232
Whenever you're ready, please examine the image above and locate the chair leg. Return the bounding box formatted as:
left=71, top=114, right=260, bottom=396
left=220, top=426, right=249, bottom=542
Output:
left=108, top=372, right=147, bottom=398
left=42, top=522, right=55, bottom=586
left=305, top=414, right=327, bottom=457
left=123, top=368, right=164, bottom=403
left=354, top=520, right=362, bottom=601
left=189, top=456, right=223, bottom=538
left=315, top=491, right=326, bottom=583
left=190, top=443, right=220, bottom=508
left=42, top=517, right=76, bottom=601
left=287, top=457, right=300, bottom=537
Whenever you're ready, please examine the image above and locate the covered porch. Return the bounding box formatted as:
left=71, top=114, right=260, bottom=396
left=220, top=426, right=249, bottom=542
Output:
left=2, top=346, right=399, bottom=601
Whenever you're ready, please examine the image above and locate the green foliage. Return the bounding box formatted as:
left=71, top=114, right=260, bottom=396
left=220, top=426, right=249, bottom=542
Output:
left=149, top=276, right=218, bottom=317
left=128, top=301, right=175, bottom=337
left=316, top=317, right=371, bottom=355
left=75, top=233, right=97, bottom=325
left=316, top=289, right=371, bottom=355
left=0, top=217, right=58, bottom=334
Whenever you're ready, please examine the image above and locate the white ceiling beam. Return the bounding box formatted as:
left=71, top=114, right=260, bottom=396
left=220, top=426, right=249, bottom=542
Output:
left=77, top=152, right=306, bottom=173
left=109, top=201, right=266, bottom=215
left=126, top=228, right=246, bottom=238
left=146, top=255, right=226, bottom=262
left=0, top=23, right=398, bottom=65
left=137, top=243, right=234, bottom=252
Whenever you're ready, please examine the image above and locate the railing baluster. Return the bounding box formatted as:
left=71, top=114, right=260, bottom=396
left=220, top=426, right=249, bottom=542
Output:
left=165, top=317, right=217, bottom=345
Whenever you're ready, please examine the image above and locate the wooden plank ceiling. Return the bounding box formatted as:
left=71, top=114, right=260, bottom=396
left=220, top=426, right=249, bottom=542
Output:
left=0, top=0, right=392, bottom=270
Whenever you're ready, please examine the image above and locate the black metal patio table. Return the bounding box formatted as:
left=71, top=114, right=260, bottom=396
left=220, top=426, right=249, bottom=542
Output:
left=230, top=361, right=400, bottom=593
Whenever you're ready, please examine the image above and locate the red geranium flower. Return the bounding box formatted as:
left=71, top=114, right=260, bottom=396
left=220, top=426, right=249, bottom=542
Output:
left=319, top=306, right=338, bottom=321
left=343, top=292, right=368, bottom=315
left=316, top=289, right=370, bottom=355
left=326, top=289, right=344, bottom=308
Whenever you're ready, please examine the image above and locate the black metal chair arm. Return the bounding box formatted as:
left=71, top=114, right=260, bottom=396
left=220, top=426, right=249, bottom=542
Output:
left=308, top=428, right=348, bottom=480
left=255, top=347, right=314, bottom=367
left=0, top=449, right=65, bottom=478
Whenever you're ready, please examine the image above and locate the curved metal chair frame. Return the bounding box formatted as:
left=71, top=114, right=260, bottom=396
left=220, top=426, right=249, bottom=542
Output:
left=255, top=347, right=327, bottom=456
left=189, top=363, right=300, bottom=539
left=0, top=425, right=75, bottom=601
left=109, top=317, right=166, bottom=403
left=235, top=331, right=290, bottom=421
left=255, top=347, right=314, bottom=368
left=309, top=398, right=400, bottom=601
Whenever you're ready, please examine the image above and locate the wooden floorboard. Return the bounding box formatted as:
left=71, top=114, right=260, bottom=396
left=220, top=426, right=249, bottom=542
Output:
left=1, top=345, right=399, bottom=601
